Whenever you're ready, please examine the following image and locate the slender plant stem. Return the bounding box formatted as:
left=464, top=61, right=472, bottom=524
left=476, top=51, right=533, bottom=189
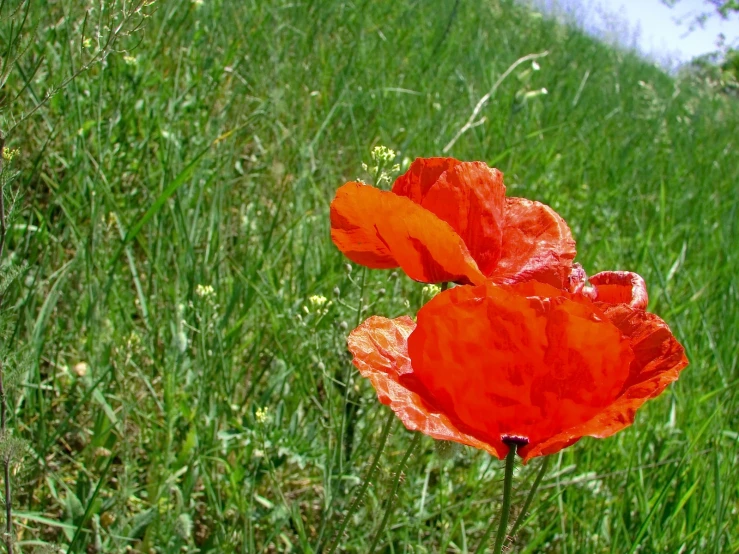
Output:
left=368, top=432, right=422, bottom=552
left=0, top=134, right=12, bottom=553
left=353, top=267, right=367, bottom=327
left=325, top=409, right=395, bottom=554
left=0, top=133, right=6, bottom=263
left=475, top=444, right=518, bottom=554
left=342, top=266, right=367, bottom=463
left=0, top=362, right=10, bottom=554
left=508, top=455, right=550, bottom=540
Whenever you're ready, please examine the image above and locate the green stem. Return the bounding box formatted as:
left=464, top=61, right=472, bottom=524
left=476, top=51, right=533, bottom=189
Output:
left=440, top=281, right=449, bottom=291
left=368, top=432, right=422, bottom=552
left=508, top=455, right=550, bottom=540
left=475, top=444, right=517, bottom=554
left=325, top=409, right=395, bottom=554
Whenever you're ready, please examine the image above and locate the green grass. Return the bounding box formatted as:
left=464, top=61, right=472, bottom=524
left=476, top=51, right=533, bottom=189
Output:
left=1, top=0, right=738, bottom=552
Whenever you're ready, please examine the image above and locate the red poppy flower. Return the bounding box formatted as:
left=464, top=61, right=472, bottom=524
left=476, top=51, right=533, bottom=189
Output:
left=330, top=157, right=576, bottom=287
left=347, top=275, right=687, bottom=462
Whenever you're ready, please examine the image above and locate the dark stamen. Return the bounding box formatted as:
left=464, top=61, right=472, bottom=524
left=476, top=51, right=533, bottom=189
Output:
left=502, top=434, right=529, bottom=448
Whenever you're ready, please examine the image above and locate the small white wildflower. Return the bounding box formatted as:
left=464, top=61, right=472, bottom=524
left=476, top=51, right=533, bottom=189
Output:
left=309, top=295, right=328, bottom=307
left=532, top=61, right=541, bottom=71
left=195, top=284, right=215, bottom=298
left=73, top=362, right=89, bottom=377
left=523, top=88, right=548, bottom=100
left=94, top=447, right=112, bottom=458
left=123, top=55, right=138, bottom=66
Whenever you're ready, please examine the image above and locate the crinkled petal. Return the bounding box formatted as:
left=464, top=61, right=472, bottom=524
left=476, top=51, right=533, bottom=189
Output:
left=520, top=304, right=688, bottom=461
left=392, top=157, right=462, bottom=203
left=347, top=315, right=503, bottom=457
left=408, top=284, right=633, bottom=460
left=419, top=162, right=506, bottom=276
left=489, top=198, right=576, bottom=288
left=393, top=159, right=507, bottom=276
left=330, top=182, right=485, bottom=284
left=589, top=271, right=649, bottom=310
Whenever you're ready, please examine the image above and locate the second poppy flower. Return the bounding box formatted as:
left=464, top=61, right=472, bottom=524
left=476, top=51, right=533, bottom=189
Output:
left=330, top=157, right=576, bottom=287
left=347, top=277, right=687, bottom=462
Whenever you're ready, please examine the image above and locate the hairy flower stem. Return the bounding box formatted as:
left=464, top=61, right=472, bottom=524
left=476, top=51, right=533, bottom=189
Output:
left=508, top=455, right=550, bottom=540
left=368, top=432, right=422, bottom=552
left=475, top=443, right=518, bottom=554
left=325, top=409, right=395, bottom=554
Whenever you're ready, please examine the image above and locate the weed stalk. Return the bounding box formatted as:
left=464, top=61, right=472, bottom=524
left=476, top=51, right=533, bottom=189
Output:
left=0, top=131, right=13, bottom=554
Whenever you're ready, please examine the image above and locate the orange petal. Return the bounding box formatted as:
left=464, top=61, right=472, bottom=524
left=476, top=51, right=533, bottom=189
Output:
left=408, top=284, right=633, bottom=459
left=392, top=157, right=462, bottom=203
left=419, top=162, right=506, bottom=276
left=489, top=198, right=576, bottom=288
left=347, top=315, right=504, bottom=457
left=330, top=182, right=485, bottom=284
left=520, top=304, right=687, bottom=461
left=330, top=182, right=398, bottom=269
left=589, top=271, right=648, bottom=309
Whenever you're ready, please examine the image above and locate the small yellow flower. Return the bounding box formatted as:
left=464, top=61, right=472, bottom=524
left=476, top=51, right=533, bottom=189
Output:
left=309, top=295, right=328, bottom=307
left=195, top=284, right=215, bottom=298
left=2, top=147, right=19, bottom=162
left=422, top=284, right=441, bottom=299
left=256, top=407, right=269, bottom=424
left=123, top=55, right=138, bottom=66
left=157, top=496, right=172, bottom=515
left=371, top=145, right=396, bottom=164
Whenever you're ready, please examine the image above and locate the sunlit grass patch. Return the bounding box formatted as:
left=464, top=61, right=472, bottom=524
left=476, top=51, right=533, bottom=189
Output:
left=1, top=0, right=737, bottom=552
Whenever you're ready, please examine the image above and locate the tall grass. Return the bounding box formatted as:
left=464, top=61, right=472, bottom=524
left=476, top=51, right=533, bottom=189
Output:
left=1, top=0, right=737, bottom=552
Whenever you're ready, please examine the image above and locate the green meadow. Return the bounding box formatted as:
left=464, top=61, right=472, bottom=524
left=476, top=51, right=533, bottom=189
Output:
left=1, top=0, right=737, bottom=552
